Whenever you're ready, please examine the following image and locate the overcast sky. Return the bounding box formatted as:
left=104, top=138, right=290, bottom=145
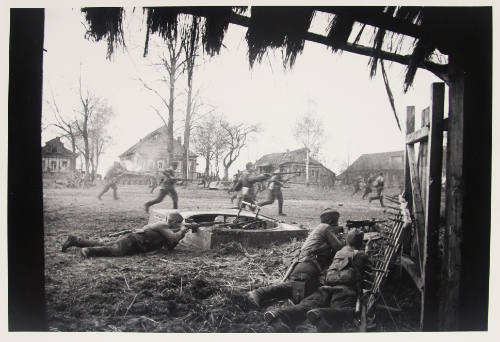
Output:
left=41, top=7, right=443, bottom=175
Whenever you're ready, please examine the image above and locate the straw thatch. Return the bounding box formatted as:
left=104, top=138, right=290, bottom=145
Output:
left=81, top=6, right=485, bottom=91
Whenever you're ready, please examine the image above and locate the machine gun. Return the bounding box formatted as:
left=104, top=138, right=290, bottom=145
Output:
left=345, top=219, right=386, bottom=232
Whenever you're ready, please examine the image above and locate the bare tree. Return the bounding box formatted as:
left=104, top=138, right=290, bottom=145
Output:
left=73, top=71, right=114, bottom=181
left=45, top=86, right=79, bottom=170
left=192, top=113, right=225, bottom=177
left=137, top=36, right=186, bottom=167
left=181, top=15, right=201, bottom=179
left=88, top=104, right=113, bottom=180
left=293, top=106, right=325, bottom=185
left=220, top=121, right=261, bottom=180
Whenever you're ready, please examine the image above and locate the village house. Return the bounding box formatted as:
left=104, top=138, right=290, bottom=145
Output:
left=41, top=137, right=78, bottom=176
left=119, top=126, right=198, bottom=182
left=339, top=150, right=404, bottom=188
left=254, top=147, right=336, bottom=186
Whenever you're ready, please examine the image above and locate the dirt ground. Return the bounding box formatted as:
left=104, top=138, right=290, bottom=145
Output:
left=43, top=182, right=420, bottom=332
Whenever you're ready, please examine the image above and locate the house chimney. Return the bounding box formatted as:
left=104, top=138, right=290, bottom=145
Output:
left=177, top=136, right=182, bottom=145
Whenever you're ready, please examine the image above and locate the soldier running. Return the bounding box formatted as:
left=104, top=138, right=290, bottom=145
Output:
left=148, top=171, right=159, bottom=193
left=369, top=172, right=385, bottom=207
left=97, top=161, right=127, bottom=200
left=144, top=168, right=178, bottom=213
left=229, top=173, right=240, bottom=204
left=61, top=212, right=190, bottom=258
left=247, top=209, right=344, bottom=310
left=234, top=162, right=271, bottom=208
left=361, top=173, right=374, bottom=200
left=257, top=170, right=296, bottom=216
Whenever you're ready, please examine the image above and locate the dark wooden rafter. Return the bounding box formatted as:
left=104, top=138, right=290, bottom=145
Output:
left=316, top=6, right=426, bottom=41
left=227, top=11, right=449, bottom=83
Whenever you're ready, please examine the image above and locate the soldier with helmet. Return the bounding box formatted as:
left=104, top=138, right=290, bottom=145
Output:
left=233, top=162, right=271, bottom=208
left=257, top=168, right=295, bottom=216
left=97, top=161, right=127, bottom=200
left=61, top=212, right=190, bottom=258
left=247, top=209, right=344, bottom=312
left=263, top=228, right=374, bottom=332
left=144, top=167, right=179, bottom=213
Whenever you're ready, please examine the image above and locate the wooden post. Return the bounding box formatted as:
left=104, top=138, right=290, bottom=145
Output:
left=8, top=9, right=47, bottom=331
left=421, top=83, right=445, bottom=331
left=402, top=107, right=415, bottom=255
left=404, top=107, right=414, bottom=212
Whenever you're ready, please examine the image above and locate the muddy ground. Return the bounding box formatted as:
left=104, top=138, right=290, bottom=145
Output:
left=44, top=182, right=420, bottom=332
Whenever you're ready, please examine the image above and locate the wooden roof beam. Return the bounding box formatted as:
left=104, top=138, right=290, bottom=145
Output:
left=316, top=7, right=426, bottom=41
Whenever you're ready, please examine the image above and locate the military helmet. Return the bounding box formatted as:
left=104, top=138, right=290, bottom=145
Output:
left=167, top=212, right=184, bottom=224
left=164, top=167, right=175, bottom=175
left=245, top=162, right=254, bottom=170
left=346, top=229, right=364, bottom=249
left=319, top=208, right=340, bottom=225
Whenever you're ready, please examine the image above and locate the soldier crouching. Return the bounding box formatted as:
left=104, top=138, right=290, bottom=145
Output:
left=263, top=229, right=373, bottom=332
left=247, top=209, right=344, bottom=313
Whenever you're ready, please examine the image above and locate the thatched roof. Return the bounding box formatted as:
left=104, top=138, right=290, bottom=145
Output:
left=80, top=6, right=489, bottom=91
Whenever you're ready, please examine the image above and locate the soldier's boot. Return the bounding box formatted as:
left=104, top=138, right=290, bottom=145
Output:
left=264, top=311, right=292, bottom=333
left=61, top=235, right=77, bottom=252
left=248, top=283, right=292, bottom=309
left=80, top=246, right=113, bottom=258
left=62, top=236, right=102, bottom=252
left=306, top=309, right=337, bottom=332
left=278, top=201, right=286, bottom=216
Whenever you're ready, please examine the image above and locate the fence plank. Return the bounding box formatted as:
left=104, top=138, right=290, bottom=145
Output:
left=403, top=107, right=415, bottom=254
left=406, top=126, right=429, bottom=144
left=406, top=144, right=425, bottom=277
left=421, top=83, right=445, bottom=331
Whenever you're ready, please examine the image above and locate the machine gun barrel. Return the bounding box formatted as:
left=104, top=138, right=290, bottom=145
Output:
left=346, top=219, right=386, bottom=228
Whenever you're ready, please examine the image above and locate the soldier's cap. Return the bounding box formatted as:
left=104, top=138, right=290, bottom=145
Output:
left=167, top=212, right=184, bottom=224
left=319, top=208, right=340, bottom=224
left=346, top=229, right=364, bottom=248
left=245, top=162, right=254, bottom=169
left=164, top=168, right=175, bottom=174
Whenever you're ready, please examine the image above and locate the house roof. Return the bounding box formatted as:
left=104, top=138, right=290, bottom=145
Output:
left=345, top=150, right=404, bottom=173
left=119, top=126, right=197, bottom=158
left=41, top=137, right=78, bottom=158
left=255, top=147, right=322, bottom=167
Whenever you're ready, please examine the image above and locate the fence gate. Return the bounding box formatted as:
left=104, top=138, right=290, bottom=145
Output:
left=401, top=83, right=445, bottom=331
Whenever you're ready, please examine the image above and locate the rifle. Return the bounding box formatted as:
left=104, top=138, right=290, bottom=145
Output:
left=184, top=220, right=237, bottom=232
left=272, top=171, right=302, bottom=176
left=346, top=219, right=386, bottom=229
left=239, top=201, right=279, bottom=222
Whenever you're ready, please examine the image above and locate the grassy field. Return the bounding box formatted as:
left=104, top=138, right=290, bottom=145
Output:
left=43, top=182, right=419, bottom=332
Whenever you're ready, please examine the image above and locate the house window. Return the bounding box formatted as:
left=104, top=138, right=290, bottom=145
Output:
left=157, top=160, right=164, bottom=169
left=61, top=160, right=68, bottom=168
left=50, top=160, right=57, bottom=170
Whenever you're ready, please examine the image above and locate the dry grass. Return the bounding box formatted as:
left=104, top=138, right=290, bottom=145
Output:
left=44, top=182, right=418, bottom=332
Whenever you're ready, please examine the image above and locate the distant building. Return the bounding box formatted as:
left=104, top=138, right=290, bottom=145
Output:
left=41, top=137, right=78, bottom=175
left=254, top=147, right=336, bottom=186
left=339, top=150, right=404, bottom=188
left=119, top=126, right=198, bottom=179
